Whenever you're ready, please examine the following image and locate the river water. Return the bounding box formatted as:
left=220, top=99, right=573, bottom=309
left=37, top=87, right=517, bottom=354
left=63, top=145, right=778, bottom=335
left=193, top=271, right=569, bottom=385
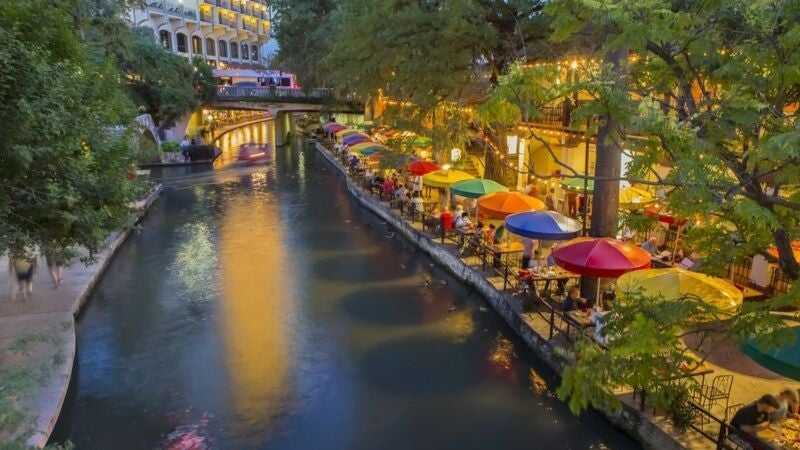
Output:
left=52, top=126, right=639, bottom=450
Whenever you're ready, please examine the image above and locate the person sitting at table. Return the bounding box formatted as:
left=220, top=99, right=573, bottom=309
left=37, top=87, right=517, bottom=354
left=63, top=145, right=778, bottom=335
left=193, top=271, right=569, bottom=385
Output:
left=493, top=224, right=506, bottom=244
left=483, top=224, right=495, bottom=242
left=640, top=237, right=659, bottom=256
left=730, top=395, right=781, bottom=445
left=562, top=286, right=588, bottom=312
left=454, top=212, right=473, bottom=233
left=590, top=304, right=610, bottom=345
left=770, top=389, right=800, bottom=423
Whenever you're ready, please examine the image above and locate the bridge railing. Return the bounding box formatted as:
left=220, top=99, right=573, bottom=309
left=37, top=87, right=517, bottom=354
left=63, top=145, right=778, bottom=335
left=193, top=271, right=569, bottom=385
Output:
left=215, top=86, right=334, bottom=101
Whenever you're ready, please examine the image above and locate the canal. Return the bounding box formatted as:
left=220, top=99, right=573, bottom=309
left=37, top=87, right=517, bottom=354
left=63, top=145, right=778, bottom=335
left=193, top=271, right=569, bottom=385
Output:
left=52, top=129, right=640, bottom=449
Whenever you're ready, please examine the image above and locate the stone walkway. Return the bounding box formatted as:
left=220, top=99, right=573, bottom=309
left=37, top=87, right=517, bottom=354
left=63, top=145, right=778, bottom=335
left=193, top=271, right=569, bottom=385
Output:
left=0, top=187, right=160, bottom=448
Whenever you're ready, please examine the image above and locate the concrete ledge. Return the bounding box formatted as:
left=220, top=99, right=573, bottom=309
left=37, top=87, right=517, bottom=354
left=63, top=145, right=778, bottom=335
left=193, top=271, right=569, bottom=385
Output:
left=313, top=141, right=688, bottom=450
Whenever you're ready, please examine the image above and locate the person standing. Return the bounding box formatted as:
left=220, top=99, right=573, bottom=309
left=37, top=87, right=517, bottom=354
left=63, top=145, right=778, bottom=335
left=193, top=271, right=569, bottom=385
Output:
left=180, top=135, right=191, bottom=162
left=521, top=238, right=536, bottom=269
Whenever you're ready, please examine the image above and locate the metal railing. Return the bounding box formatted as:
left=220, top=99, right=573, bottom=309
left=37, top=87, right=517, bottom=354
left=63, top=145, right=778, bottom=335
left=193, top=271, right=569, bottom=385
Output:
left=216, top=86, right=333, bottom=101
left=218, top=12, right=237, bottom=27
left=146, top=0, right=197, bottom=19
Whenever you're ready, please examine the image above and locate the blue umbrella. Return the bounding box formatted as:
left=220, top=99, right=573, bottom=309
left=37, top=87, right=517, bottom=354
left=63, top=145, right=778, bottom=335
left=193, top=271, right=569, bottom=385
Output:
left=504, top=211, right=580, bottom=240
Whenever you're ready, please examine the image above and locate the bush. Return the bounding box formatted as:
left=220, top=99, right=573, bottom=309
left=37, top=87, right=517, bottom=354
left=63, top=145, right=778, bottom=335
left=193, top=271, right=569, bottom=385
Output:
left=161, top=141, right=180, bottom=154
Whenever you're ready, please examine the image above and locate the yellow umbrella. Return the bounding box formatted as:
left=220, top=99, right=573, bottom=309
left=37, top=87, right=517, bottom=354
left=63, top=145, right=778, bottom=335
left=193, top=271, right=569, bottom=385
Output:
left=619, top=186, right=655, bottom=208
left=616, top=268, right=743, bottom=315
left=422, top=170, right=475, bottom=188
left=335, top=128, right=361, bottom=138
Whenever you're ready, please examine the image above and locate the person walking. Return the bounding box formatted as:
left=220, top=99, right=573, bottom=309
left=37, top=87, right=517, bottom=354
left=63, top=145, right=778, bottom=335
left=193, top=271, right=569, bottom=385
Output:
left=43, top=244, right=68, bottom=288
left=8, top=250, right=37, bottom=301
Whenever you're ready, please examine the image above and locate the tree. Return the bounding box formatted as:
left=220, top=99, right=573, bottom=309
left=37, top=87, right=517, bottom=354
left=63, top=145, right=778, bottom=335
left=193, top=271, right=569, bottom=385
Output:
left=541, top=0, right=800, bottom=417
left=0, top=0, right=139, bottom=261
left=271, top=0, right=339, bottom=88
left=111, top=27, right=206, bottom=132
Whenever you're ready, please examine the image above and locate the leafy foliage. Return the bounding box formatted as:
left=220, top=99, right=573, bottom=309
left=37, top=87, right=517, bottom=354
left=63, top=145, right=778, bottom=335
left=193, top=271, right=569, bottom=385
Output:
left=0, top=6, right=138, bottom=258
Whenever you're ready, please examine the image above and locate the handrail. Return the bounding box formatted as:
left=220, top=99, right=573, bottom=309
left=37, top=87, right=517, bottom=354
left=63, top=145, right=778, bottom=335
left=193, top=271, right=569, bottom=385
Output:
left=216, top=86, right=333, bottom=101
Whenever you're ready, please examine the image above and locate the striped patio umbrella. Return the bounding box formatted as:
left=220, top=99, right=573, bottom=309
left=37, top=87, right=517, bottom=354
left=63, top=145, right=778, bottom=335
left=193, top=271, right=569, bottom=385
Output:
left=335, top=128, right=362, bottom=138
left=343, top=134, right=370, bottom=146
left=324, top=123, right=346, bottom=133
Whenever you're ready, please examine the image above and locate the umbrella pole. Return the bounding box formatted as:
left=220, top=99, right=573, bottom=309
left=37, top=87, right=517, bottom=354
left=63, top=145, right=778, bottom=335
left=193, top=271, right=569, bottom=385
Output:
left=672, top=224, right=683, bottom=265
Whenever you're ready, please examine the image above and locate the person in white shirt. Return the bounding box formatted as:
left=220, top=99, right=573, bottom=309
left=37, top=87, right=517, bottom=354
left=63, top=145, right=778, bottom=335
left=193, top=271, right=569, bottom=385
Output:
left=454, top=212, right=473, bottom=232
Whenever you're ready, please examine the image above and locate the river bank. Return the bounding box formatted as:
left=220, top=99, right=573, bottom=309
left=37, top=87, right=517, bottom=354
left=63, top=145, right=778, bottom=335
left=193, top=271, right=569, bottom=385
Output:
left=312, top=139, right=711, bottom=450
left=0, top=186, right=161, bottom=448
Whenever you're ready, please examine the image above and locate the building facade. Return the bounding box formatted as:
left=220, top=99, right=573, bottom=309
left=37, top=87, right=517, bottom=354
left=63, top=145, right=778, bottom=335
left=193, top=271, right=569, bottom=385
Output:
left=130, top=0, right=271, bottom=68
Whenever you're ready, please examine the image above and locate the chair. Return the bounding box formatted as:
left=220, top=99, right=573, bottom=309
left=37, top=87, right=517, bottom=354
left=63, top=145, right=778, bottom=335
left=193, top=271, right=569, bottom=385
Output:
left=697, top=375, right=734, bottom=417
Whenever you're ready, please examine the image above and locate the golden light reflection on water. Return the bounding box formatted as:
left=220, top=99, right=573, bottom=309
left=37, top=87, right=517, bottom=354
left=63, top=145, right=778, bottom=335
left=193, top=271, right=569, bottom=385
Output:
left=217, top=187, right=293, bottom=430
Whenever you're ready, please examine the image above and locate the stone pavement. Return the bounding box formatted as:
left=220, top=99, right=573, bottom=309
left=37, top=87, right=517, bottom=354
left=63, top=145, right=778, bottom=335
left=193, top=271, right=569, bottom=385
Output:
left=0, top=187, right=160, bottom=448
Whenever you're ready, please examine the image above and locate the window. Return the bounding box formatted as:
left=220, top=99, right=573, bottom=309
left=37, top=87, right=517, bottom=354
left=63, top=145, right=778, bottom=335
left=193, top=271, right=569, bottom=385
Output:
left=241, top=43, right=249, bottom=60
left=205, top=38, right=216, bottom=56
left=218, top=40, right=227, bottom=58
left=229, top=41, right=239, bottom=59
left=251, top=45, right=259, bottom=61
left=176, top=33, right=188, bottom=53
left=159, top=30, right=171, bottom=50
left=191, top=36, right=202, bottom=55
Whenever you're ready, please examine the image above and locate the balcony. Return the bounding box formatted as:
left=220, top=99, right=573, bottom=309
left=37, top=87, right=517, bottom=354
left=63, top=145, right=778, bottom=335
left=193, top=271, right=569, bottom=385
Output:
left=146, top=0, right=197, bottom=20
left=218, top=12, right=238, bottom=28
left=242, top=20, right=257, bottom=33
left=230, top=1, right=242, bottom=12
left=199, top=8, right=213, bottom=22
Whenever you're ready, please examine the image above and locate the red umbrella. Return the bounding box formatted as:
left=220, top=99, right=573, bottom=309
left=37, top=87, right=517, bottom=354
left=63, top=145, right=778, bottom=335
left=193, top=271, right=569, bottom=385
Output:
left=644, top=204, right=686, bottom=225
left=552, top=237, right=651, bottom=278
left=406, top=160, right=440, bottom=176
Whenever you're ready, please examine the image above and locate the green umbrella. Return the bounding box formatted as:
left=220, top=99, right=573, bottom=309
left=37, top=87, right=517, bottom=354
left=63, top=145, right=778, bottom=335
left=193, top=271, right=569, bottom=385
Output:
left=561, top=177, right=594, bottom=192
left=451, top=178, right=509, bottom=199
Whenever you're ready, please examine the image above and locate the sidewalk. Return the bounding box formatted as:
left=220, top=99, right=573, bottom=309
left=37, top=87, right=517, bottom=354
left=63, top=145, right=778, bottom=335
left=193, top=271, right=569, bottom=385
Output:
left=0, top=186, right=160, bottom=448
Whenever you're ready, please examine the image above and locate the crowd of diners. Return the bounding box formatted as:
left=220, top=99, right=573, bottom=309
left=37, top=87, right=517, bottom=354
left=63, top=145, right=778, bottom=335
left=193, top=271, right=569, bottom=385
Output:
left=331, top=140, right=616, bottom=345
left=730, top=389, right=800, bottom=449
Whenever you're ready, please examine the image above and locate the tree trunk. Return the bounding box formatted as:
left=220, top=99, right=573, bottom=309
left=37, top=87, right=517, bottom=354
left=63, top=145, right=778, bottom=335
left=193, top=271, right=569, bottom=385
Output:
left=582, top=48, right=626, bottom=301
left=774, top=228, right=800, bottom=281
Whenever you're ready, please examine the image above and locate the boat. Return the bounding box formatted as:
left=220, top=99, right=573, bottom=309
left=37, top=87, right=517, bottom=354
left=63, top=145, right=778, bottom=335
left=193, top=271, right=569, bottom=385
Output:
left=237, top=143, right=272, bottom=163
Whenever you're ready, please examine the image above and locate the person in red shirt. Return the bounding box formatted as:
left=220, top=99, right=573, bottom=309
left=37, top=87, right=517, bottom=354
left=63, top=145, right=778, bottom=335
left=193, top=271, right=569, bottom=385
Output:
left=439, top=208, right=454, bottom=233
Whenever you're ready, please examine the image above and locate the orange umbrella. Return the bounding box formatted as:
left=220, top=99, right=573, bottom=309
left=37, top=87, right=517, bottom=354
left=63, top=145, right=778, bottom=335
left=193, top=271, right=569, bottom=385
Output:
left=477, top=191, right=546, bottom=219
left=768, top=241, right=800, bottom=262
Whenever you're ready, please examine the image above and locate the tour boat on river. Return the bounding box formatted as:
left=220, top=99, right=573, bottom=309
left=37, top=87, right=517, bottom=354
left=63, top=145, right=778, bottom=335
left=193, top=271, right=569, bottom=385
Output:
left=237, top=143, right=272, bottom=164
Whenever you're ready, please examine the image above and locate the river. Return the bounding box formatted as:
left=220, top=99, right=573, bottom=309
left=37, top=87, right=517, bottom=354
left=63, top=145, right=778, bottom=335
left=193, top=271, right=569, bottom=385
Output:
left=52, top=125, right=639, bottom=450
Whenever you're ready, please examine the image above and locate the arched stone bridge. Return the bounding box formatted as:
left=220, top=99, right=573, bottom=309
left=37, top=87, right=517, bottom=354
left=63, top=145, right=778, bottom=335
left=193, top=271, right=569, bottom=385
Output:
left=209, top=87, right=363, bottom=146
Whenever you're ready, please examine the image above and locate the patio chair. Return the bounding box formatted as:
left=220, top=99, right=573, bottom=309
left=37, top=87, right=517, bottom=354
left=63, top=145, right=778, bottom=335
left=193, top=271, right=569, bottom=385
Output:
left=696, top=374, right=734, bottom=417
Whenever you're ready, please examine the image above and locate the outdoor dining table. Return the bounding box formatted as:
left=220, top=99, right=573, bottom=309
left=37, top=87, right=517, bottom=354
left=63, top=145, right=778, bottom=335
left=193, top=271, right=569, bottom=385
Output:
left=525, top=267, right=580, bottom=294
left=756, top=417, right=800, bottom=449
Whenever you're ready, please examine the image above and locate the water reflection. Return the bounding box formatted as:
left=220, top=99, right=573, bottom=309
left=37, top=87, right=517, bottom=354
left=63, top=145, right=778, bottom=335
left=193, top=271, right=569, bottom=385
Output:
left=217, top=186, right=294, bottom=435
left=53, top=138, right=640, bottom=450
